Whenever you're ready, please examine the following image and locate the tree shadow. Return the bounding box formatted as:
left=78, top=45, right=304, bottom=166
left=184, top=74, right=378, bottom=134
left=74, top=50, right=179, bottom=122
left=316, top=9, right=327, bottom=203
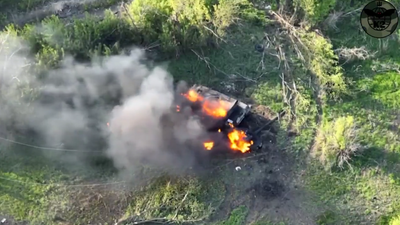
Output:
left=350, top=146, right=400, bottom=178
left=326, top=90, right=400, bottom=178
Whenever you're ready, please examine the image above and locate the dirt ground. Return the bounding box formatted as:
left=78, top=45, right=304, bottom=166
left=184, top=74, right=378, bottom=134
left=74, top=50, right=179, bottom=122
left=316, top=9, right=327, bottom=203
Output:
left=208, top=106, right=324, bottom=225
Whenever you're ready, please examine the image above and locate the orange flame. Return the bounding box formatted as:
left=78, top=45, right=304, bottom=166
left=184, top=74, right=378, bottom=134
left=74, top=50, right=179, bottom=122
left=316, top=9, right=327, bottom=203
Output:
left=184, top=90, right=203, bottom=102
left=227, top=129, right=253, bottom=153
left=182, top=90, right=229, bottom=118
left=202, top=101, right=228, bottom=117
left=181, top=89, right=253, bottom=153
left=203, top=141, right=214, bottom=150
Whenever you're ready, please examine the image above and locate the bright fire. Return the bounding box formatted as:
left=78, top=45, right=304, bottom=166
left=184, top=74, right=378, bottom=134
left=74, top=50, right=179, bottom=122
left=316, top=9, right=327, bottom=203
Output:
left=203, top=141, right=214, bottom=150
left=202, top=128, right=253, bottom=153
left=227, top=129, right=253, bottom=153
left=182, top=90, right=229, bottom=118
left=182, top=89, right=254, bottom=153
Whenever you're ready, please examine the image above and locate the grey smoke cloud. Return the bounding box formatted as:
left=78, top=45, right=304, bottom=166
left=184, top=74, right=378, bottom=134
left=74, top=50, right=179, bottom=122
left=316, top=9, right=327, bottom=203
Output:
left=0, top=34, right=207, bottom=176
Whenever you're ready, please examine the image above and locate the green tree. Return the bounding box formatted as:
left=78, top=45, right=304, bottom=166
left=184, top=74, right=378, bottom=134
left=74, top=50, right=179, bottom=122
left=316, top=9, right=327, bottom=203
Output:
left=294, top=0, right=336, bottom=25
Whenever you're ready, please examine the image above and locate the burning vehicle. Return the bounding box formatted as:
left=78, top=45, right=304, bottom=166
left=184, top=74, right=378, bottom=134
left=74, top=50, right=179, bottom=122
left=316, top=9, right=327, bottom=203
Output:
left=176, top=85, right=265, bottom=154
left=106, top=84, right=283, bottom=157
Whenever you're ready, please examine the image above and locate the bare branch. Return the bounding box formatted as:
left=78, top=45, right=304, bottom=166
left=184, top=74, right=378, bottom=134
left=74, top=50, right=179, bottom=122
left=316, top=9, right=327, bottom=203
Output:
left=172, top=191, right=190, bottom=220
left=334, top=46, right=376, bottom=64
left=203, top=25, right=228, bottom=44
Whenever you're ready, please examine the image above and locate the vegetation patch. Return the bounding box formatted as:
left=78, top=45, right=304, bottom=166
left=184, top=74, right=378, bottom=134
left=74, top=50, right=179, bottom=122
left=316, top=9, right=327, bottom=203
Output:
left=122, top=176, right=225, bottom=223
left=0, top=145, right=70, bottom=224
left=217, top=205, right=249, bottom=225
left=312, top=116, right=363, bottom=169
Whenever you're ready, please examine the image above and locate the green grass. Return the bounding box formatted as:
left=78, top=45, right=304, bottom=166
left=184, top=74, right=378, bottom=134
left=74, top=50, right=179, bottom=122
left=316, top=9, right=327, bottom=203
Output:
left=0, top=6, right=318, bottom=224
left=316, top=210, right=337, bottom=225
left=0, top=142, right=226, bottom=224
left=2, top=1, right=400, bottom=225
left=303, top=11, right=400, bottom=224
left=123, top=176, right=225, bottom=223
left=250, top=219, right=286, bottom=225
left=0, top=144, right=71, bottom=223
left=0, top=1, right=269, bottom=224
left=0, top=9, right=271, bottom=224
left=167, top=21, right=279, bottom=89
left=217, top=205, right=249, bottom=225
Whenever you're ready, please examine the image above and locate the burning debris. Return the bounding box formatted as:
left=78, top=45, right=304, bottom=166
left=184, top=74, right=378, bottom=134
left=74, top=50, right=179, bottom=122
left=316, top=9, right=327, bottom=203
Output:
left=203, top=141, right=214, bottom=150
left=227, top=129, right=253, bottom=153
left=176, top=85, right=260, bottom=154
left=106, top=83, right=284, bottom=158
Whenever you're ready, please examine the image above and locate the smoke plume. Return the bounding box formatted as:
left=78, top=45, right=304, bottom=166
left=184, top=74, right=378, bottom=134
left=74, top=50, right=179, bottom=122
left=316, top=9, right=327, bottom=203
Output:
left=0, top=35, right=208, bottom=177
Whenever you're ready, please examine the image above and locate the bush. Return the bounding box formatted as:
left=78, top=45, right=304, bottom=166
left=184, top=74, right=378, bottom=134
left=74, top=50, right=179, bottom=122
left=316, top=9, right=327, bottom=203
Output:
left=49, top=11, right=133, bottom=59
left=8, top=10, right=136, bottom=67
left=300, top=31, right=347, bottom=100
left=212, top=0, right=243, bottom=36
left=312, top=116, right=363, bottom=169
left=2, top=0, right=262, bottom=65
left=294, top=0, right=336, bottom=25
left=123, top=175, right=225, bottom=223
left=390, top=215, right=400, bottom=225
left=217, top=205, right=249, bottom=225
left=123, top=0, right=245, bottom=52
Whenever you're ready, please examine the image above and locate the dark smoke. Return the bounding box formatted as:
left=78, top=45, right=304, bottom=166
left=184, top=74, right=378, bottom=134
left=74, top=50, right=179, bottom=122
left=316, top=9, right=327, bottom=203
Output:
left=0, top=35, right=210, bottom=178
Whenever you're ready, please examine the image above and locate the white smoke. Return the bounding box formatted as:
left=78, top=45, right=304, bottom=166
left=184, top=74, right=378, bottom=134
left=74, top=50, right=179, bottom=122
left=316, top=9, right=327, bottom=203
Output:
left=0, top=34, right=208, bottom=177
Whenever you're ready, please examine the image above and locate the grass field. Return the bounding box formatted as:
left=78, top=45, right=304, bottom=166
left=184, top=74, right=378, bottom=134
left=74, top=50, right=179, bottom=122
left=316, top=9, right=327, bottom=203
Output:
left=0, top=0, right=400, bottom=225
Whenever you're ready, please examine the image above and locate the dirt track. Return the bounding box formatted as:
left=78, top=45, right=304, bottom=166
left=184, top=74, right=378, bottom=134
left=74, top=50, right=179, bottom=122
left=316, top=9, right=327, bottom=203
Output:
left=1, top=0, right=121, bottom=28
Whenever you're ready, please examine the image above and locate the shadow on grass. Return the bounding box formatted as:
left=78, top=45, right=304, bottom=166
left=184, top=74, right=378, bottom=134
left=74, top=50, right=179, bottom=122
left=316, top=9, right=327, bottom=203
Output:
left=327, top=71, right=400, bottom=164
left=325, top=89, right=400, bottom=181
left=317, top=46, right=400, bottom=223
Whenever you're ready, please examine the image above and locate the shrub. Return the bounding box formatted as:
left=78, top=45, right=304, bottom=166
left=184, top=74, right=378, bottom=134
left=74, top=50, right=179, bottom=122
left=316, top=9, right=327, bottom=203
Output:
left=312, top=116, right=363, bottom=169
left=13, top=10, right=135, bottom=65
left=123, top=175, right=225, bottom=223
left=66, top=11, right=134, bottom=59
left=218, top=205, right=249, bottom=225
left=212, top=0, right=242, bottom=36
left=2, top=0, right=263, bottom=68
left=300, top=31, right=347, bottom=100
left=294, top=0, right=336, bottom=25
left=123, top=0, right=245, bottom=52
left=124, top=0, right=207, bottom=52
left=0, top=26, right=40, bottom=124
left=390, top=215, right=400, bottom=225
left=35, top=44, right=64, bottom=69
